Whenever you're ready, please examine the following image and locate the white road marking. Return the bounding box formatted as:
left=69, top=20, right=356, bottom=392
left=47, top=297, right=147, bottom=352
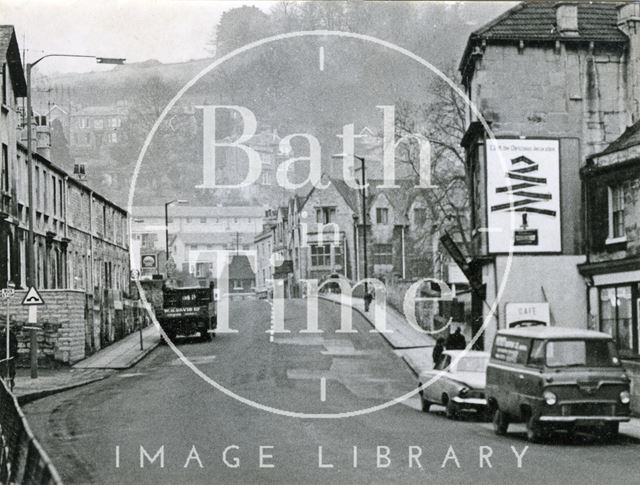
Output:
left=320, top=377, right=326, bottom=402
left=319, top=46, right=325, bottom=71
left=478, top=227, right=503, bottom=233
left=267, top=298, right=275, bottom=342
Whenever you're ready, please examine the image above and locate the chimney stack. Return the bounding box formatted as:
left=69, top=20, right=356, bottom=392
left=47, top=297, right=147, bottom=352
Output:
left=555, top=2, right=579, bottom=37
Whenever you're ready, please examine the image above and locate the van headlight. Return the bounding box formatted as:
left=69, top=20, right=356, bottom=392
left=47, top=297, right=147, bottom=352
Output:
left=620, top=391, right=631, bottom=404
left=543, top=391, right=557, bottom=406
left=458, top=387, right=469, bottom=397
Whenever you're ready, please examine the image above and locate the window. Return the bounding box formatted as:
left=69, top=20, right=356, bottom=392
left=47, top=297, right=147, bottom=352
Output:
left=233, top=280, right=244, bottom=290
left=186, top=217, right=192, bottom=223
left=52, top=176, right=57, bottom=216
left=261, top=170, right=272, bottom=185
left=608, top=185, right=625, bottom=240
left=311, top=244, right=331, bottom=267
left=414, top=208, right=427, bottom=226
left=600, top=286, right=633, bottom=352
left=94, top=119, right=104, bottom=129
left=333, top=243, right=343, bottom=268
left=200, top=217, right=206, bottom=223
left=316, top=207, right=336, bottom=224
left=373, top=244, right=393, bottom=265
left=108, top=132, right=118, bottom=143
left=528, top=339, right=545, bottom=367
left=492, top=335, right=530, bottom=364
left=546, top=339, right=620, bottom=368
left=1, top=144, right=8, bottom=192
left=196, top=262, right=208, bottom=278
left=1, top=63, right=6, bottom=105
left=376, top=208, right=389, bottom=224
left=59, top=179, right=64, bottom=216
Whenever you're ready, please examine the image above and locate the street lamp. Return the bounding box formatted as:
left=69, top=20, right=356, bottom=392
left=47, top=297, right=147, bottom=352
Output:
left=165, top=200, right=188, bottom=262
left=332, top=153, right=369, bottom=296
left=25, top=54, right=125, bottom=378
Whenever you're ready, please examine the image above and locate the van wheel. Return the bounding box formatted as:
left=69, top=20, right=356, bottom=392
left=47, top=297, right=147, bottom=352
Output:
left=492, top=408, right=509, bottom=435
left=526, top=415, right=546, bottom=443
left=201, top=330, right=212, bottom=342
left=445, top=399, right=459, bottom=420
left=600, top=422, right=619, bottom=440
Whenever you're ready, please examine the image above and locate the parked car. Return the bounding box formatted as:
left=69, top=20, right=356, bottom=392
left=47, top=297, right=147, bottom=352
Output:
left=486, top=327, right=631, bottom=442
left=418, top=350, right=490, bottom=419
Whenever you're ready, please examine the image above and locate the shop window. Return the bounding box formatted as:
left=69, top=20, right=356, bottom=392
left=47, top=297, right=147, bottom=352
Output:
left=599, top=285, right=633, bottom=353
left=373, top=244, right=393, bottom=265
left=608, top=185, right=625, bottom=240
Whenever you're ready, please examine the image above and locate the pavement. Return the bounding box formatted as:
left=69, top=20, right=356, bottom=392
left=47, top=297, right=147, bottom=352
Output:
left=12, top=324, right=161, bottom=404
left=322, top=292, right=640, bottom=442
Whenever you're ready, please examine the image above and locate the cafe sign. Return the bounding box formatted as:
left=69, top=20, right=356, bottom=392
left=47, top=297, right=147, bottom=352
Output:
left=505, top=302, right=550, bottom=327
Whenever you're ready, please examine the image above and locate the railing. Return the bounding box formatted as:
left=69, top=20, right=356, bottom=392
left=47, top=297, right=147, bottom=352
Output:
left=0, top=377, right=63, bottom=485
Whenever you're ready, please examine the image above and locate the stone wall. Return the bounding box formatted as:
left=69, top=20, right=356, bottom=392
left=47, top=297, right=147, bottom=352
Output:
left=2, top=289, right=86, bottom=366
left=2, top=288, right=146, bottom=367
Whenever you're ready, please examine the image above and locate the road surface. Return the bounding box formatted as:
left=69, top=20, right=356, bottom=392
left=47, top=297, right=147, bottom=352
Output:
left=24, top=299, right=639, bottom=484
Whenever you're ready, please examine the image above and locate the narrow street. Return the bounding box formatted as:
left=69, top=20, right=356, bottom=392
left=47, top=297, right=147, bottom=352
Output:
left=22, top=299, right=639, bottom=484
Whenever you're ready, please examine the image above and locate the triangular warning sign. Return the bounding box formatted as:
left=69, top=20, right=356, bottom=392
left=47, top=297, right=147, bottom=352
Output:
left=22, top=286, right=45, bottom=306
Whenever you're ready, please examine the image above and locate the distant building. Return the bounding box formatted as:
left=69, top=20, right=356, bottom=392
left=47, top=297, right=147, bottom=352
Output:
left=227, top=254, right=256, bottom=299
left=131, top=205, right=265, bottom=281
left=69, top=104, right=128, bottom=157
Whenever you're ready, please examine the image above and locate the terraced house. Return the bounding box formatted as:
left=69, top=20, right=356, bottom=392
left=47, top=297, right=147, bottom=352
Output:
left=458, top=2, right=640, bottom=410
left=1, top=25, right=132, bottom=365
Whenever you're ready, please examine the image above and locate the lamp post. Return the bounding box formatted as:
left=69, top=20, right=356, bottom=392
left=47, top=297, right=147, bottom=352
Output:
left=164, top=199, right=187, bottom=262
left=26, top=54, right=125, bottom=378
left=332, top=153, right=368, bottom=295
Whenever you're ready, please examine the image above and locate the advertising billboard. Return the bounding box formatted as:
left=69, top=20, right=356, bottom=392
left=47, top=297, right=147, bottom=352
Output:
left=486, top=139, right=561, bottom=253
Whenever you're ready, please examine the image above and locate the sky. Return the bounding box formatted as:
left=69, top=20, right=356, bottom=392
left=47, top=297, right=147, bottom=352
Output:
left=1, top=0, right=276, bottom=74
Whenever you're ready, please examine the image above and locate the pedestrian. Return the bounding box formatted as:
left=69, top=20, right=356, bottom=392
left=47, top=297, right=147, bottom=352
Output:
left=446, top=327, right=467, bottom=350
left=432, top=337, right=445, bottom=367
left=364, top=290, right=374, bottom=312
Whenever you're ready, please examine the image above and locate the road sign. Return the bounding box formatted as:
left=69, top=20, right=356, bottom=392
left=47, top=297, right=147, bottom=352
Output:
left=21, top=287, right=45, bottom=306
left=165, top=258, right=177, bottom=273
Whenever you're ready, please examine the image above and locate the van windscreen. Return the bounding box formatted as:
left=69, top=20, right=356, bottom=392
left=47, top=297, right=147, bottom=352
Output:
left=546, top=339, right=620, bottom=368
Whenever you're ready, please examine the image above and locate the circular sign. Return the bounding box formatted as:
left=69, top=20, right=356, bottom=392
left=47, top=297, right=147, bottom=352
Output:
left=127, top=31, right=516, bottom=419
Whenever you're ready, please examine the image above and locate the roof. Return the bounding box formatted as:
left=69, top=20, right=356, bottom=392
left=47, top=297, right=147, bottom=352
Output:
left=592, top=119, right=640, bottom=157
left=228, top=255, right=255, bottom=279
left=366, top=179, right=427, bottom=224
left=133, top=206, right=266, bottom=218
left=175, top=232, right=255, bottom=246
left=0, top=26, right=26, bottom=96
left=498, top=326, right=612, bottom=340
left=297, top=176, right=361, bottom=214
left=460, top=2, right=627, bottom=75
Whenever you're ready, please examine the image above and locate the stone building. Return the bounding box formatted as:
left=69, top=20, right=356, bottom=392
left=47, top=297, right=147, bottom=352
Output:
left=458, top=1, right=637, bottom=349
left=1, top=26, right=132, bottom=365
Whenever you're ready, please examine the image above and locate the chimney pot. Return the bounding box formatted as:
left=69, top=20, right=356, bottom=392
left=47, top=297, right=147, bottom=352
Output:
left=555, top=2, right=579, bottom=37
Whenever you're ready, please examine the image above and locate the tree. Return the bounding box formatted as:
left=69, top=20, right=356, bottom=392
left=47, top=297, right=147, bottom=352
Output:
left=209, top=6, right=273, bottom=56
left=393, top=74, right=473, bottom=269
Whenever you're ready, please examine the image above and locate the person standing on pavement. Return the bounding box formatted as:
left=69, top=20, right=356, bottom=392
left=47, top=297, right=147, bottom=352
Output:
left=446, top=327, right=466, bottom=350
left=432, top=337, right=445, bottom=367
left=364, top=290, right=374, bottom=312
